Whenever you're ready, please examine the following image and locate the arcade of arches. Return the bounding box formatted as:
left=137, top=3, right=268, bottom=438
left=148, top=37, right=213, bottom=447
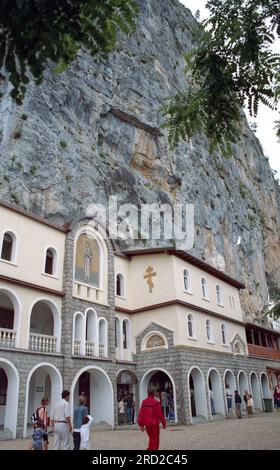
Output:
left=0, top=361, right=278, bottom=437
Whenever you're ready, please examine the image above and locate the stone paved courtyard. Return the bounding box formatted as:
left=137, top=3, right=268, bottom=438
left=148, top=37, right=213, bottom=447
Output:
left=0, top=412, right=279, bottom=450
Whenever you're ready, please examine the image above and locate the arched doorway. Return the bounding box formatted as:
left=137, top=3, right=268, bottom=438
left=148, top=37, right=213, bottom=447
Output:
left=24, top=363, right=62, bottom=437
left=29, top=300, right=61, bottom=353
left=224, top=369, right=236, bottom=414
left=71, top=367, right=114, bottom=428
left=0, top=289, right=20, bottom=348
left=188, top=367, right=208, bottom=423
left=139, top=369, right=177, bottom=423
left=0, top=360, right=19, bottom=438
left=117, top=370, right=138, bottom=425
left=250, top=372, right=262, bottom=411
left=208, top=369, right=225, bottom=418
left=261, top=373, right=271, bottom=400
left=238, top=371, right=249, bottom=412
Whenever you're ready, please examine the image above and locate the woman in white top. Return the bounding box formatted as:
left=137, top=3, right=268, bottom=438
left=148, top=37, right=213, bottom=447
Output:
left=80, top=415, right=93, bottom=450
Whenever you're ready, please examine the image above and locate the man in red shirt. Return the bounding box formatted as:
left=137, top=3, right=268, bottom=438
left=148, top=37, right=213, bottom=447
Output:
left=138, top=385, right=166, bottom=450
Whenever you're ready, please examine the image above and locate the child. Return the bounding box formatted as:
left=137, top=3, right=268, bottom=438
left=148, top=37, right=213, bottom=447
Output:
left=30, top=422, right=44, bottom=450
left=80, top=415, right=93, bottom=450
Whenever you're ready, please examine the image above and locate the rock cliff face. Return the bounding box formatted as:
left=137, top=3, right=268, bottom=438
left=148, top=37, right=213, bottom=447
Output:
left=0, top=0, right=279, bottom=320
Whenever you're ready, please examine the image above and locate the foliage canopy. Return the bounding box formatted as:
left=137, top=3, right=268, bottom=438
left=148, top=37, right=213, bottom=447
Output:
left=162, top=0, right=280, bottom=156
left=0, top=0, right=138, bottom=103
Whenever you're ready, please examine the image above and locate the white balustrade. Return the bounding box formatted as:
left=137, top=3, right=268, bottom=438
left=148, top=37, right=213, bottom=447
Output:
left=99, top=343, right=105, bottom=357
left=0, top=328, right=16, bottom=348
left=74, top=340, right=81, bottom=355
left=85, top=341, right=95, bottom=357
left=29, top=333, right=57, bottom=353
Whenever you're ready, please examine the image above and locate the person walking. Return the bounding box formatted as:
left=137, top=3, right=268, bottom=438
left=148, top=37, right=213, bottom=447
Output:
left=51, top=390, right=72, bottom=450
left=138, top=384, right=166, bottom=450
left=80, top=415, right=94, bottom=450
left=73, top=395, right=88, bottom=450
left=225, top=384, right=233, bottom=418
left=244, top=391, right=254, bottom=417
left=209, top=388, right=216, bottom=415
left=273, top=387, right=280, bottom=410
left=234, top=390, right=242, bottom=419
left=118, top=398, right=125, bottom=425
left=125, top=393, right=134, bottom=425
left=37, top=397, right=50, bottom=450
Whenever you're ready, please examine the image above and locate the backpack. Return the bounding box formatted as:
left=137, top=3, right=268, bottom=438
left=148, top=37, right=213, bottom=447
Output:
left=32, top=428, right=43, bottom=450
left=31, top=409, right=44, bottom=428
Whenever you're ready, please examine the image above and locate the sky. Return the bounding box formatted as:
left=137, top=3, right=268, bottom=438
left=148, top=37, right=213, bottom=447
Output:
left=179, top=0, right=280, bottom=177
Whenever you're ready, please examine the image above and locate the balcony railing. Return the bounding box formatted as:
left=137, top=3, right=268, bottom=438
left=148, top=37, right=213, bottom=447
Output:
left=85, top=341, right=95, bottom=357
left=99, top=343, right=105, bottom=357
left=74, top=340, right=81, bottom=355
left=29, top=333, right=57, bottom=353
left=248, top=343, right=280, bottom=360
left=0, top=328, right=16, bottom=348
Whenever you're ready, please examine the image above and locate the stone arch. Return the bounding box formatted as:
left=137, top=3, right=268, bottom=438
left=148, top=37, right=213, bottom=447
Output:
left=71, top=366, right=114, bottom=428
left=237, top=370, right=249, bottom=411
left=139, top=368, right=177, bottom=423
left=188, top=366, right=208, bottom=423
left=223, top=369, right=237, bottom=414
left=24, top=362, right=62, bottom=437
left=0, top=286, right=21, bottom=348
left=29, top=298, right=61, bottom=352
left=207, top=368, right=225, bottom=417
left=116, top=369, right=138, bottom=425
left=0, top=359, right=19, bottom=438
left=260, top=373, right=271, bottom=399
left=250, top=371, right=262, bottom=411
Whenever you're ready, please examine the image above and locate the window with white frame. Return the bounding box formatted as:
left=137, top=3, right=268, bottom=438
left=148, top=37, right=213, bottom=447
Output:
left=44, top=247, right=57, bottom=276
left=206, top=319, right=213, bottom=342
left=116, top=273, right=124, bottom=297
left=1, top=232, right=16, bottom=262
left=221, top=323, right=227, bottom=344
left=187, top=314, right=195, bottom=338
left=216, top=285, right=222, bottom=304
left=183, top=269, right=191, bottom=292
left=201, top=278, right=208, bottom=298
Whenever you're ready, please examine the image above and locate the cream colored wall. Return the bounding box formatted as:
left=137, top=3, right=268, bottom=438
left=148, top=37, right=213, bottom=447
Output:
left=115, top=253, right=243, bottom=326
left=129, top=304, right=247, bottom=355
left=176, top=305, right=247, bottom=353
left=130, top=305, right=178, bottom=353
left=174, top=257, right=243, bottom=322
left=0, top=281, right=62, bottom=349
left=0, top=206, right=65, bottom=291
left=115, top=253, right=176, bottom=310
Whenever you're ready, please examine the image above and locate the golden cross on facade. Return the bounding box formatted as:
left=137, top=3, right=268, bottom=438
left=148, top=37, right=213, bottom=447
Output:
left=144, top=266, right=157, bottom=293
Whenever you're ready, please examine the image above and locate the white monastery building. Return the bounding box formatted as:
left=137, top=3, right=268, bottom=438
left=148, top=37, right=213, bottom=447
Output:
left=0, top=200, right=279, bottom=438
